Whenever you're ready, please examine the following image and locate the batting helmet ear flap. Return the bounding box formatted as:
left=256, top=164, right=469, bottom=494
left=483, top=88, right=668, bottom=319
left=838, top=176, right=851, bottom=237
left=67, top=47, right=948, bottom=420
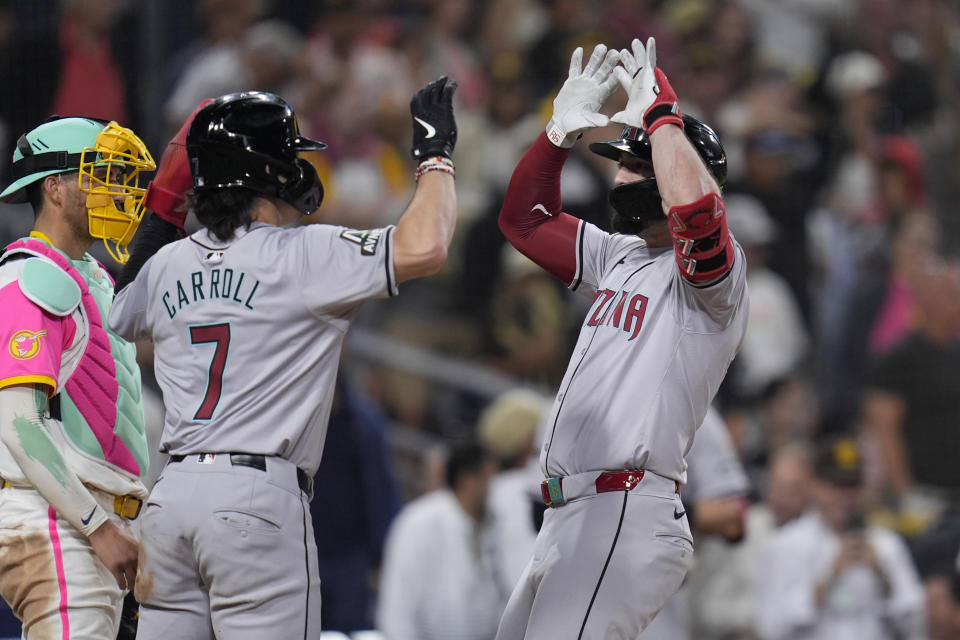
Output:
left=279, top=157, right=324, bottom=215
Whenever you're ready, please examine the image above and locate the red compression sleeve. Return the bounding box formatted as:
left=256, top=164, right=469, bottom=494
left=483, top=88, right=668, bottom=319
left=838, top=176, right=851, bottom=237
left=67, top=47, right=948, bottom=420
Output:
left=143, top=98, right=214, bottom=228
left=668, top=192, right=734, bottom=285
left=498, top=133, right=581, bottom=285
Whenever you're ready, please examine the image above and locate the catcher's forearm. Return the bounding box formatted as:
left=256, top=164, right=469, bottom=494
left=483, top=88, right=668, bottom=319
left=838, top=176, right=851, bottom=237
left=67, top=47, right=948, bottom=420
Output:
left=0, top=385, right=108, bottom=535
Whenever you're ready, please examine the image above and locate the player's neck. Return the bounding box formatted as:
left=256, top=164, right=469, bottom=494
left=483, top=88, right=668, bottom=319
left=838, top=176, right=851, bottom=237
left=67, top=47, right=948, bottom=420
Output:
left=249, top=198, right=282, bottom=227
left=32, top=211, right=91, bottom=260
left=640, top=220, right=671, bottom=248
left=250, top=197, right=301, bottom=227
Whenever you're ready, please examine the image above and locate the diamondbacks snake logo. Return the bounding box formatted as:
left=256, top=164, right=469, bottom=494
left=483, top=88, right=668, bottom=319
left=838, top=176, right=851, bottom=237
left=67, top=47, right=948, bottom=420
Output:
left=9, top=330, right=47, bottom=360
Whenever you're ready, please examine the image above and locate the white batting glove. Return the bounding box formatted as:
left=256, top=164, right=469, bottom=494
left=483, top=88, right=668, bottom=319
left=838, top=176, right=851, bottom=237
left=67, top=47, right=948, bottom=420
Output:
left=546, top=44, right=621, bottom=148
left=612, top=37, right=683, bottom=133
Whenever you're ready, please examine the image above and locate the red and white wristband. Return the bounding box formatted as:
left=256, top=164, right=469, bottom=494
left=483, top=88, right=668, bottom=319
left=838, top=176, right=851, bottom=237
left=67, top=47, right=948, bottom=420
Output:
left=415, top=156, right=455, bottom=181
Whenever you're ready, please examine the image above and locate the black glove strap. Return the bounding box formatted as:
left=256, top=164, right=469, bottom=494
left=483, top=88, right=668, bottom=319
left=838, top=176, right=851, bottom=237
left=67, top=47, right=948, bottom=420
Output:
left=643, top=103, right=683, bottom=131
left=11, top=151, right=84, bottom=180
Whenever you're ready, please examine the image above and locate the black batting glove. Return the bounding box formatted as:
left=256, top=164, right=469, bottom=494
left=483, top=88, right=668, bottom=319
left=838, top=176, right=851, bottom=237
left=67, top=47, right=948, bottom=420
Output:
left=410, top=76, right=458, bottom=160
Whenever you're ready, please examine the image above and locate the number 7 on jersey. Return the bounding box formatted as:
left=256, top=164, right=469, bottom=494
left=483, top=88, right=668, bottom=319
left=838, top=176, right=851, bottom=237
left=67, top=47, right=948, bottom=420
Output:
left=189, top=323, right=231, bottom=420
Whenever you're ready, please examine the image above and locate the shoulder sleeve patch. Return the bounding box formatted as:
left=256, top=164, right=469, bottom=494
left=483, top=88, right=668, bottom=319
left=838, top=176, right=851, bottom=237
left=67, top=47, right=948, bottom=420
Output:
left=18, top=258, right=81, bottom=316
left=339, top=228, right=385, bottom=256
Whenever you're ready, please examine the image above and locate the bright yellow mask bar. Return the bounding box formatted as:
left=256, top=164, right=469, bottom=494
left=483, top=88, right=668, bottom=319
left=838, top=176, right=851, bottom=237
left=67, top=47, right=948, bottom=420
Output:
left=78, top=121, right=156, bottom=264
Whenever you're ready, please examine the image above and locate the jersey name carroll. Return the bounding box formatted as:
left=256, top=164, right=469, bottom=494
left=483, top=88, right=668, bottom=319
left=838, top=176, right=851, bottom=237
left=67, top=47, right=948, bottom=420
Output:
left=162, top=268, right=260, bottom=318
left=108, top=222, right=399, bottom=477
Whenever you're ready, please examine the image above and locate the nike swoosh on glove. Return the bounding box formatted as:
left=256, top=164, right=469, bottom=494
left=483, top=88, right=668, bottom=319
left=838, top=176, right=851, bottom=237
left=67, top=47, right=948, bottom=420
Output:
left=410, top=76, right=458, bottom=159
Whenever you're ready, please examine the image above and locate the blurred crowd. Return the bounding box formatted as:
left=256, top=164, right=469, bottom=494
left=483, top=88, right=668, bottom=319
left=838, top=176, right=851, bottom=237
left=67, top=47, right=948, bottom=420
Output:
left=2, top=0, right=960, bottom=638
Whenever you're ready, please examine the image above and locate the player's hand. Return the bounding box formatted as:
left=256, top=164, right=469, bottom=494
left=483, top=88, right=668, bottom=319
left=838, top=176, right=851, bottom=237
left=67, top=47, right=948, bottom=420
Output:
left=410, top=76, right=458, bottom=160
left=546, top=44, right=620, bottom=148
left=612, top=37, right=683, bottom=134
left=89, top=520, right=140, bottom=591
left=142, top=98, right=214, bottom=229
left=833, top=532, right=873, bottom=573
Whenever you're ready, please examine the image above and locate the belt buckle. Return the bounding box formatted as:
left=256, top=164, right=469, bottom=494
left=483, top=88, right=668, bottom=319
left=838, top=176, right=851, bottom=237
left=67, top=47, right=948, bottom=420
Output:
left=541, top=477, right=566, bottom=508
left=114, top=495, right=143, bottom=520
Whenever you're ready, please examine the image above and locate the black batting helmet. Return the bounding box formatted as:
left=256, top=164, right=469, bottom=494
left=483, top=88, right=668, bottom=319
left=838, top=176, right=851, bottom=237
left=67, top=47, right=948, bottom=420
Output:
left=589, top=115, right=726, bottom=233
left=186, top=92, right=327, bottom=215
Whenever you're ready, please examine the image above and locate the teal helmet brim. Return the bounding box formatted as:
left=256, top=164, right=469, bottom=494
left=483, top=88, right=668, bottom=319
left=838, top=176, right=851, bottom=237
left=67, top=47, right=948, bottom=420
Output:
left=1, top=169, right=69, bottom=203
left=1, top=117, right=107, bottom=205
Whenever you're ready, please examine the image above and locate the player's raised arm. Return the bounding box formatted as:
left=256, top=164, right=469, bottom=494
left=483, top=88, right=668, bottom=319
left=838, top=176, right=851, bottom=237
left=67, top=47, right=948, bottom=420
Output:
left=613, top=37, right=734, bottom=285
left=498, top=44, right=620, bottom=285
left=393, top=76, right=458, bottom=283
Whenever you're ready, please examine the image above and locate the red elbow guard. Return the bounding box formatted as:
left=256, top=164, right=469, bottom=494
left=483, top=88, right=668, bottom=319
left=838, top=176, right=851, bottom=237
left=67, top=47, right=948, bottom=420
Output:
left=668, top=193, right=733, bottom=284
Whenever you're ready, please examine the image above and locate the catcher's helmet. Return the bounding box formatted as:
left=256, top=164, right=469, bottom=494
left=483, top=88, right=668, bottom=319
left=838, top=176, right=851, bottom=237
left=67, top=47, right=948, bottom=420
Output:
left=1, top=117, right=156, bottom=264
left=186, top=92, right=326, bottom=215
left=589, top=115, right=726, bottom=232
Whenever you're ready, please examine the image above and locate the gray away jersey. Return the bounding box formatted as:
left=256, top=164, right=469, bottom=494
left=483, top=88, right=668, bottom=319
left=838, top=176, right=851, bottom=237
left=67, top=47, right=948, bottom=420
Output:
left=109, top=222, right=397, bottom=476
left=540, top=221, right=749, bottom=483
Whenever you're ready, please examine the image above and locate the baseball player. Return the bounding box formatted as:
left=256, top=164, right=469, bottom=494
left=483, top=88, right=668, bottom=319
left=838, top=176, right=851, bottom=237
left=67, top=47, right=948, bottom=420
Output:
left=0, top=116, right=155, bottom=638
left=108, top=78, right=458, bottom=639
left=494, top=38, right=748, bottom=639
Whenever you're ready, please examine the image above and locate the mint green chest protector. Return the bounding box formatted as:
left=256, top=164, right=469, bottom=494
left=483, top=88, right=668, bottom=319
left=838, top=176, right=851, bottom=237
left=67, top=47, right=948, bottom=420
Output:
left=9, top=238, right=148, bottom=476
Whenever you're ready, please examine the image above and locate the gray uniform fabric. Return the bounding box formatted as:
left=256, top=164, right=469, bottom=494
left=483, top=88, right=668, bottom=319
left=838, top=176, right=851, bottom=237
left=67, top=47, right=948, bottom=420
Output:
left=497, top=219, right=749, bottom=640
left=109, top=221, right=396, bottom=639
left=135, top=454, right=318, bottom=640
left=497, top=471, right=694, bottom=640
left=640, top=406, right=750, bottom=640
left=540, top=224, right=748, bottom=483
left=111, top=222, right=397, bottom=476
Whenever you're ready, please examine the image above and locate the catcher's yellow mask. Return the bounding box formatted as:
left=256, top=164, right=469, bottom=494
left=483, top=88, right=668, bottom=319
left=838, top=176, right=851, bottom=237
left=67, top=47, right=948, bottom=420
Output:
left=79, top=122, right=156, bottom=264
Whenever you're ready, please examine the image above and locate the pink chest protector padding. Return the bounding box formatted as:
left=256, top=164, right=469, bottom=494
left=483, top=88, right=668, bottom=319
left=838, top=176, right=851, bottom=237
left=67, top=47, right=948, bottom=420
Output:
left=6, top=239, right=139, bottom=475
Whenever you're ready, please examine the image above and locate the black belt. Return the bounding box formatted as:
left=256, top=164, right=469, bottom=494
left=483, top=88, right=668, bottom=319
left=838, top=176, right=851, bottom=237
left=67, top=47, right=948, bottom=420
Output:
left=169, top=453, right=312, bottom=494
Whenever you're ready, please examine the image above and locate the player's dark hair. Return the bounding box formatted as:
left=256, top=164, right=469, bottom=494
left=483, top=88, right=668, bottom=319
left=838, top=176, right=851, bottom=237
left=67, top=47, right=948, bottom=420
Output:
left=445, top=441, right=491, bottom=490
left=25, top=180, right=44, bottom=215
left=190, top=187, right=258, bottom=242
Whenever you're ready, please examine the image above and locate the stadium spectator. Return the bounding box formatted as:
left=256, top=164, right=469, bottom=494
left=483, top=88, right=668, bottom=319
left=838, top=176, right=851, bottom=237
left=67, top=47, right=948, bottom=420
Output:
left=478, top=389, right=550, bottom=590
left=724, top=193, right=809, bottom=400
left=377, top=441, right=507, bottom=640
left=864, top=260, right=960, bottom=503
left=311, top=377, right=402, bottom=632
left=690, top=442, right=815, bottom=639
left=756, top=437, right=924, bottom=640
